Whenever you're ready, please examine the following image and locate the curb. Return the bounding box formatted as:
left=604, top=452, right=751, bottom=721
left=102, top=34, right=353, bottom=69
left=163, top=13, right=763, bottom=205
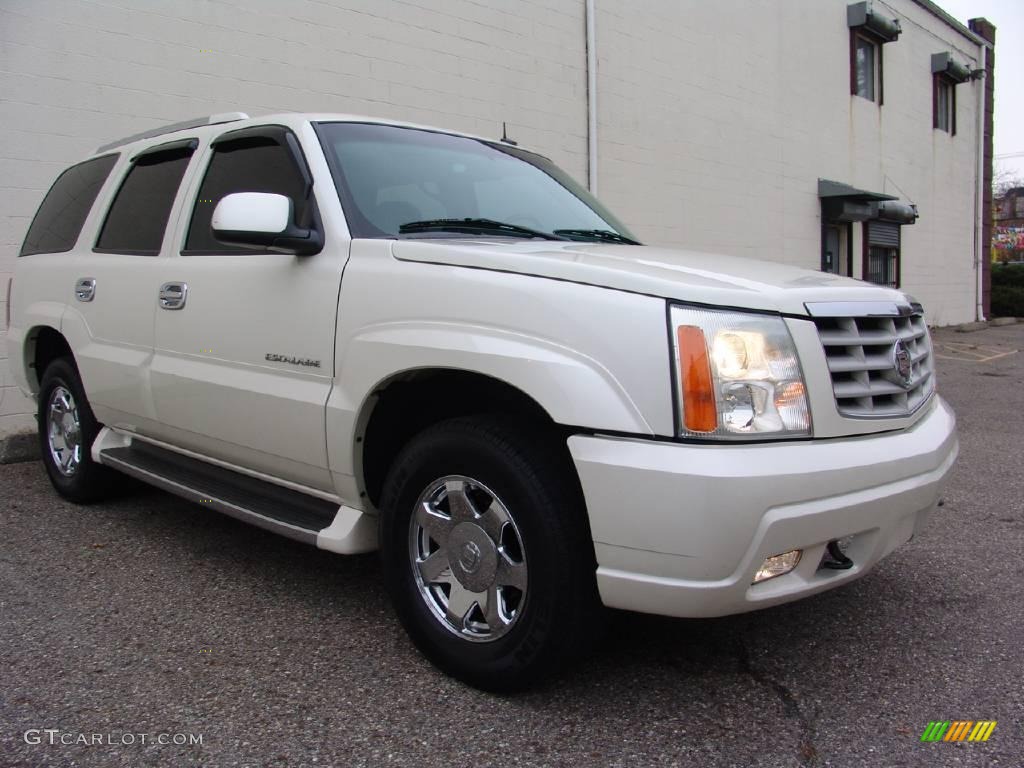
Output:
left=0, top=428, right=39, bottom=464
left=952, top=317, right=1020, bottom=333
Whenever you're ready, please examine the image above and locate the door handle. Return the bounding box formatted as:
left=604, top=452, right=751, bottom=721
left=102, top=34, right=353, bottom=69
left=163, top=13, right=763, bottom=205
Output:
left=74, top=278, right=96, bottom=302
left=158, top=282, right=188, bottom=310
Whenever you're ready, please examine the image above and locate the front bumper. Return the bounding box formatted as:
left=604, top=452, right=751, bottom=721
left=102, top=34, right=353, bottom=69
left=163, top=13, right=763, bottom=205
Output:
left=569, top=396, right=958, bottom=618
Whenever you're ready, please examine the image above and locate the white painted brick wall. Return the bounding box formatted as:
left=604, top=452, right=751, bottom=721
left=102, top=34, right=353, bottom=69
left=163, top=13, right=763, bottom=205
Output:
left=595, top=0, right=983, bottom=328
left=0, top=0, right=588, bottom=425
left=0, top=0, right=986, bottom=426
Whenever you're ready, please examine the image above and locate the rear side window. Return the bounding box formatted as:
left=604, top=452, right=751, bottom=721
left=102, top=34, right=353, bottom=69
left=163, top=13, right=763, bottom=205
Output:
left=20, top=154, right=118, bottom=256
left=95, top=142, right=195, bottom=255
left=184, top=136, right=309, bottom=253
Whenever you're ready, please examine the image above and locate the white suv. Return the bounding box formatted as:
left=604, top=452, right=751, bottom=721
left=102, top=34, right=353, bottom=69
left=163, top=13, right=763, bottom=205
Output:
left=7, top=112, right=958, bottom=690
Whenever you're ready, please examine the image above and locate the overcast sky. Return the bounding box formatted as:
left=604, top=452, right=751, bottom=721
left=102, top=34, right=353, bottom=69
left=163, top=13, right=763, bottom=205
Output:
left=936, top=0, right=1023, bottom=180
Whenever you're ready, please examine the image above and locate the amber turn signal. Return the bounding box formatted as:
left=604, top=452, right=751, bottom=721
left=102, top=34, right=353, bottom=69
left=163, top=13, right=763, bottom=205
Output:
left=676, top=325, right=717, bottom=432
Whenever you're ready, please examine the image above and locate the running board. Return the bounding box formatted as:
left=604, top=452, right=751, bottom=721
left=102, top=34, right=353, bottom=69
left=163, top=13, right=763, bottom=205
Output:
left=98, top=440, right=340, bottom=546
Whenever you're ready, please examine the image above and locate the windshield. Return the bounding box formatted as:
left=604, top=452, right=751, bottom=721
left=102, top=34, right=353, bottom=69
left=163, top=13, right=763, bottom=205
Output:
left=314, top=122, right=639, bottom=242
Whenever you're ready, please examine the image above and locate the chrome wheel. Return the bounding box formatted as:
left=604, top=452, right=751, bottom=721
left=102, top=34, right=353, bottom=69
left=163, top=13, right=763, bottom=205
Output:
left=46, top=385, right=82, bottom=477
left=409, top=476, right=528, bottom=642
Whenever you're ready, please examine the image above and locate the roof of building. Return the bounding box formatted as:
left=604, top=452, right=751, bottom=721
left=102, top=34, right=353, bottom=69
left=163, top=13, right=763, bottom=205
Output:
left=910, top=0, right=990, bottom=46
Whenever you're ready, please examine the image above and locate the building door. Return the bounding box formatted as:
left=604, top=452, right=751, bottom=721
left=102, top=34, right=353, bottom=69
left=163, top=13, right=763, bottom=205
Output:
left=822, top=224, right=849, bottom=275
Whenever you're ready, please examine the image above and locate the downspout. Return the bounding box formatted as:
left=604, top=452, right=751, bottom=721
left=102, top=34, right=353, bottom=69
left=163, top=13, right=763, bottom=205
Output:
left=974, top=42, right=987, bottom=322
left=585, top=0, right=598, bottom=193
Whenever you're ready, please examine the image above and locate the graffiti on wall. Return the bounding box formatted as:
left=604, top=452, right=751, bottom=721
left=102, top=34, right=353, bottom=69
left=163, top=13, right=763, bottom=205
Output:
left=993, top=226, right=1024, bottom=262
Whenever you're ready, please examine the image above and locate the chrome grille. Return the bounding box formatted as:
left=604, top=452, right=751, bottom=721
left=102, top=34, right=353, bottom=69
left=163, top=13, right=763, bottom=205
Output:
left=812, top=312, right=935, bottom=418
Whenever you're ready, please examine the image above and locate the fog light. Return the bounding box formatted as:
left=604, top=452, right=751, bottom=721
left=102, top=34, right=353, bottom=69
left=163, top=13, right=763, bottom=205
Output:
left=753, top=550, right=802, bottom=583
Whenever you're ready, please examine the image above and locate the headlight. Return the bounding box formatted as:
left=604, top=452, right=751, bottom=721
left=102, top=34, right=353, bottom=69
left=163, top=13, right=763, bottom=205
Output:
left=670, top=306, right=811, bottom=439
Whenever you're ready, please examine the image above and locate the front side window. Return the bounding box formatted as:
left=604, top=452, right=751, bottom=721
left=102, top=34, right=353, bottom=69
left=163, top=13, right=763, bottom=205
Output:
left=20, top=154, right=118, bottom=256
left=853, top=35, right=878, bottom=101
left=314, top=122, right=637, bottom=243
left=184, top=132, right=310, bottom=253
left=95, top=143, right=194, bottom=254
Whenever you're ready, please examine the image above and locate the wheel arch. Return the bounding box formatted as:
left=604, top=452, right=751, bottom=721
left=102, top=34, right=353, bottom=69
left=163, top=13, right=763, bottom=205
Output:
left=24, top=324, right=75, bottom=393
left=356, top=367, right=576, bottom=510
left=328, top=320, right=655, bottom=507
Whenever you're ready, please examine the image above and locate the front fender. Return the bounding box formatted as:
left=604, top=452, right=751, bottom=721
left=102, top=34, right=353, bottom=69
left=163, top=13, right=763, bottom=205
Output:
left=324, top=244, right=675, bottom=503
left=325, top=321, right=655, bottom=500
left=364, top=318, right=650, bottom=414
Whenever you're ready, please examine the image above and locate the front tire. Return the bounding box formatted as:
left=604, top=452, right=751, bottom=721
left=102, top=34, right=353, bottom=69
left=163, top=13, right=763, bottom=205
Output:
left=37, top=357, right=113, bottom=503
left=379, top=416, right=602, bottom=691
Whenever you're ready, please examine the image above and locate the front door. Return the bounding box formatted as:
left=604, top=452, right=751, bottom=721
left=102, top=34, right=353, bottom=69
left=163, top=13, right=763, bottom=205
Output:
left=149, top=126, right=345, bottom=491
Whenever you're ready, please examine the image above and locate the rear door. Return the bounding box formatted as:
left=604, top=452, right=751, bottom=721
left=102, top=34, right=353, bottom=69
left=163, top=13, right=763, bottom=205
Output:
left=148, top=125, right=344, bottom=491
left=65, top=139, right=198, bottom=432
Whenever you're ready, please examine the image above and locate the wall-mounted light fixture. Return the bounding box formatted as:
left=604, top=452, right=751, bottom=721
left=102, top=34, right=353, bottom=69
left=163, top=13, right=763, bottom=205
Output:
left=876, top=200, right=919, bottom=224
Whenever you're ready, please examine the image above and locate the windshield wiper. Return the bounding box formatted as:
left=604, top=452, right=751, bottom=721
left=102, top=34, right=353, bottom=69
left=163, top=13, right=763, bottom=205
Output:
left=553, top=228, right=641, bottom=245
left=398, top=218, right=566, bottom=241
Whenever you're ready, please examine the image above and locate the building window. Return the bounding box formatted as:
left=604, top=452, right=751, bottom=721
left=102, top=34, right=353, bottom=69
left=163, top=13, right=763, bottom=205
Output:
left=866, top=246, right=899, bottom=287
left=863, top=220, right=902, bottom=288
left=934, top=77, right=954, bottom=132
left=931, top=53, right=971, bottom=135
left=853, top=34, right=879, bottom=101
left=847, top=3, right=900, bottom=104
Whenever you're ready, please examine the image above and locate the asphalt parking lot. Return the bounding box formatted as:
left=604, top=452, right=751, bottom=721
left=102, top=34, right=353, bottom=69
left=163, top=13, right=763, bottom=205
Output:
left=2, top=322, right=1022, bottom=768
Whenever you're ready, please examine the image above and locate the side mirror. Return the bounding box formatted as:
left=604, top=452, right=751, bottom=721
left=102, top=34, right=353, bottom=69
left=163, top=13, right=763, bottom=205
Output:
left=211, top=192, right=322, bottom=255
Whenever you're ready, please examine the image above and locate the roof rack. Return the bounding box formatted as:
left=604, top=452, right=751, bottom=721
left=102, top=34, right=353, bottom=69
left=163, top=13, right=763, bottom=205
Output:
left=96, top=112, right=250, bottom=154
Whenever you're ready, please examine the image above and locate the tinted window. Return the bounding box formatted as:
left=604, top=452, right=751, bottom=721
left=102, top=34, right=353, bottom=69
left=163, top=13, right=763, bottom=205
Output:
left=185, top=137, right=308, bottom=253
left=315, top=122, right=635, bottom=241
left=20, top=154, right=118, bottom=256
left=95, top=145, right=193, bottom=254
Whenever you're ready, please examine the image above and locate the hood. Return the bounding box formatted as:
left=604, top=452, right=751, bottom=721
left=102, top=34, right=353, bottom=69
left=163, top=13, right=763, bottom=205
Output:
left=391, top=239, right=906, bottom=315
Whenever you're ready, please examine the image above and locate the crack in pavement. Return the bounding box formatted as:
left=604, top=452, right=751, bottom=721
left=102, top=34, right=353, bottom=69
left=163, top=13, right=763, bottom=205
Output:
left=735, top=639, right=820, bottom=766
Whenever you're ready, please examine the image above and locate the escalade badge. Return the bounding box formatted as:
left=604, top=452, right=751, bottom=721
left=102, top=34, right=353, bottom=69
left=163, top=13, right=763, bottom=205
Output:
left=265, top=353, right=321, bottom=368
left=892, top=340, right=913, bottom=387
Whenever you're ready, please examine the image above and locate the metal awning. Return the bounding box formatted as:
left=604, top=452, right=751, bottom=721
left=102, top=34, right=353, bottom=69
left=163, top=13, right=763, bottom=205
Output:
left=818, top=179, right=897, bottom=202
left=819, top=180, right=900, bottom=224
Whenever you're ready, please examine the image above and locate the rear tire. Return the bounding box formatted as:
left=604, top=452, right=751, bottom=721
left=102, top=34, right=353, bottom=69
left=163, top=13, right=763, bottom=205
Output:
left=37, top=357, right=113, bottom=503
left=379, top=416, right=602, bottom=691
